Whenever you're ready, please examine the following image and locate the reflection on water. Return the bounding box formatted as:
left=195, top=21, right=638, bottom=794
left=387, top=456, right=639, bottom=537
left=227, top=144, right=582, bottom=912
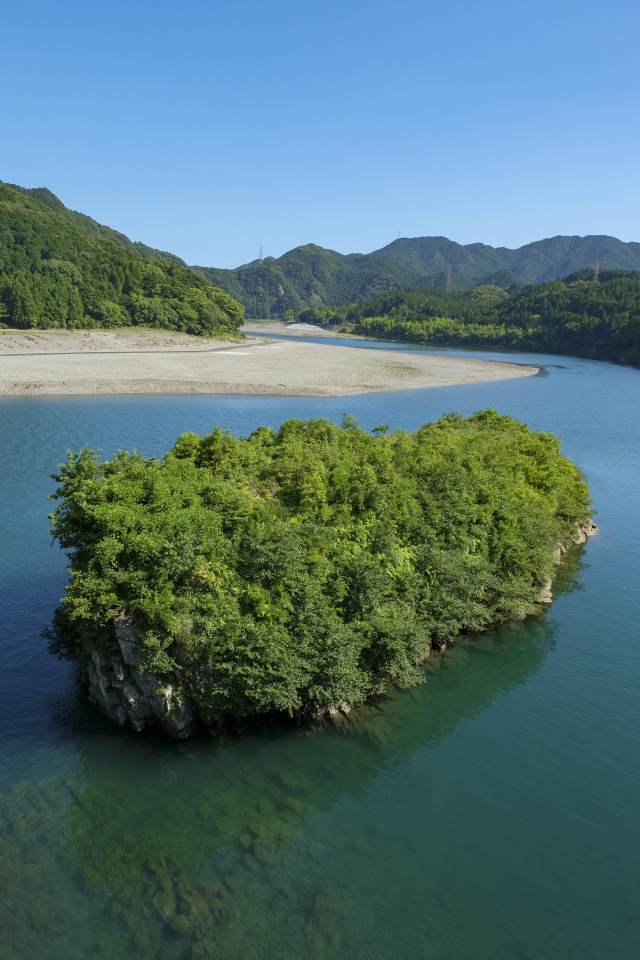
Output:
left=1, top=345, right=640, bottom=958
left=0, top=614, right=556, bottom=960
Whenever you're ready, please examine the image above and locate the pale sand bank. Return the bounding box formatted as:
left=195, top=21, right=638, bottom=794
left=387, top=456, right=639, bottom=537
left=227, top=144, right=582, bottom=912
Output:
left=241, top=321, right=339, bottom=337
left=0, top=329, right=538, bottom=397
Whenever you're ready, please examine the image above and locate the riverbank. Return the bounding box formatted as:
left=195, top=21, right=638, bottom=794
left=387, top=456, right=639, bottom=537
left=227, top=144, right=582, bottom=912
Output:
left=0, top=328, right=538, bottom=396
left=3, top=346, right=638, bottom=960
left=82, top=518, right=597, bottom=740
left=241, top=321, right=344, bottom=337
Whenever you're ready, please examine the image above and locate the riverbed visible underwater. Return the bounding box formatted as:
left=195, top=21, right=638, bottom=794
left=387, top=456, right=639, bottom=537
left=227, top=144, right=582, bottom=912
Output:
left=1, top=341, right=638, bottom=959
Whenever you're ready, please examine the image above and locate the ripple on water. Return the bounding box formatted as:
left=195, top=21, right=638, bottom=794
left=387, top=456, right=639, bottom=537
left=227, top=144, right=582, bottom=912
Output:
left=1, top=346, right=639, bottom=959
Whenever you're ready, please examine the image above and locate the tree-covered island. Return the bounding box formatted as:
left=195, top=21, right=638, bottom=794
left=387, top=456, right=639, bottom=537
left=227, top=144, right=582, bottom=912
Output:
left=48, top=413, right=595, bottom=738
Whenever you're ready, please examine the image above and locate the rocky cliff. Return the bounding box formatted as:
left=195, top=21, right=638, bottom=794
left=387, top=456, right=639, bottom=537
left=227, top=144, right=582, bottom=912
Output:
left=536, top=519, right=598, bottom=605
left=84, top=616, right=196, bottom=739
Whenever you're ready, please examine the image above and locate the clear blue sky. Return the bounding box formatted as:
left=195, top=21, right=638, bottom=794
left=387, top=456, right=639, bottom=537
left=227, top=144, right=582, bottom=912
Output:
left=3, top=0, right=638, bottom=266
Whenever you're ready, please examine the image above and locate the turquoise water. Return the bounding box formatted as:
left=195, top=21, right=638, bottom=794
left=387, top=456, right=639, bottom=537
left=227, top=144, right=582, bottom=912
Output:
left=1, top=343, right=639, bottom=958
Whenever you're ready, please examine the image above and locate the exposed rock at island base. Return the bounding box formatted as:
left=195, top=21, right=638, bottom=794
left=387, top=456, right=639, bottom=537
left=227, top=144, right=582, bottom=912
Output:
left=82, top=520, right=598, bottom=739
left=84, top=617, right=196, bottom=739
left=536, top=519, right=598, bottom=605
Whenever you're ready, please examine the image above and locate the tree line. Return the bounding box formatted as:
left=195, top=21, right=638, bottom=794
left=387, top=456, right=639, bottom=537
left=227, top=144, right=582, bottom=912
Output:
left=297, top=270, right=640, bottom=367
left=0, top=182, right=243, bottom=334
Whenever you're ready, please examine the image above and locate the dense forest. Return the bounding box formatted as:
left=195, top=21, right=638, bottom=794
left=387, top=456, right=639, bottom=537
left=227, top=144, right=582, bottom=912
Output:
left=495, top=270, right=640, bottom=363
left=49, top=413, right=590, bottom=734
left=200, top=234, right=640, bottom=318
left=4, top=179, right=638, bottom=354
left=304, top=271, right=640, bottom=367
left=298, top=282, right=510, bottom=326
left=0, top=182, right=243, bottom=334
left=198, top=243, right=426, bottom=319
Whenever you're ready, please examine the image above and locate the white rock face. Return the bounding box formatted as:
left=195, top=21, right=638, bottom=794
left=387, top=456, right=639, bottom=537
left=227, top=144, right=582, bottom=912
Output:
left=537, top=519, right=598, bottom=604
left=83, top=615, right=196, bottom=738
left=571, top=519, right=598, bottom=545
left=537, top=580, right=554, bottom=605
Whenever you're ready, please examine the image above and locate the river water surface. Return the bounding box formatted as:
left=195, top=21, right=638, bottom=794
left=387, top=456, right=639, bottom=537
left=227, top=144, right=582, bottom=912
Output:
left=1, top=340, right=638, bottom=959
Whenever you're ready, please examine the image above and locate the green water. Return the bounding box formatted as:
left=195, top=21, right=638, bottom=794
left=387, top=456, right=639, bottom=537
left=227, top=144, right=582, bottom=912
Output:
left=1, top=344, right=638, bottom=958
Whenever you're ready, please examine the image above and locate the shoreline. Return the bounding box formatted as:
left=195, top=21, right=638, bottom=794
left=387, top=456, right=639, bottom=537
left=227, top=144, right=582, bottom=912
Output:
left=81, top=520, right=597, bottom=739
left=0, top=328, right=539, bottom=397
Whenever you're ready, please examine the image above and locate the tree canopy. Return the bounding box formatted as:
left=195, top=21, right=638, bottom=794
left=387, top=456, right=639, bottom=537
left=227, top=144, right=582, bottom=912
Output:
left=198, top=234, right=640, bottom=319
left=49, top=413, right=590, bottom=726
left=0, top=182, right=243, bottom=334
left=323, top=271, right=640, bottom=367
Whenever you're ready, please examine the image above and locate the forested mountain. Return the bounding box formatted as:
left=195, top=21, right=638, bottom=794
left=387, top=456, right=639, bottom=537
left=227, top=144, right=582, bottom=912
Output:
left=199, top=235, right=640, bottom=318
left=333, top=270, right=640, bottom=367
left=5, top=174, right=637, bottom=350
left=198, top=244, right=427, bottom=319
left=0, top=183, right=242, bottom=333
left=373, top=235, right=640, bottom=286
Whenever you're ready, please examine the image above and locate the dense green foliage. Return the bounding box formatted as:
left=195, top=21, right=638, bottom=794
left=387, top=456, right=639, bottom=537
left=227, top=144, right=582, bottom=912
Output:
left=198, top=244, right=425, bottom=319
left=49, top=414, right=590, bottom=724
left=0, top=182, right=243, bottom=333
left=298, top=283, right=508, bottom=326
left=338, top=271, right=640, bottom=366
left=199, top=234, right=640, bottom=318
left=494, top=270, right=640, bottom=364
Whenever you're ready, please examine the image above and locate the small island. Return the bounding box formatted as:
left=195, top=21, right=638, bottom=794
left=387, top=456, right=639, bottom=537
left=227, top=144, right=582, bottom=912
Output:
left=48, top=411, right=595, bottom=738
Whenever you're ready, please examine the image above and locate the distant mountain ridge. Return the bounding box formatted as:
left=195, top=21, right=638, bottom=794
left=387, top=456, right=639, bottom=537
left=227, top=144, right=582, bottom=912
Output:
left=5, top=178, right=639, bottom=328
left=198, top=234, right=640, bottom=317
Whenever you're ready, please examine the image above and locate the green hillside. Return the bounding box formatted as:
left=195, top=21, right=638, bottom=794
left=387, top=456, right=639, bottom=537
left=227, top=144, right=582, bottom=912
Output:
left=495, top=269, right=640, bottom=363
left=198, top=243, right=426, bottom=319
left=198, top=234, right=640, bottom=318
left=374, top=235, right=640, bottom=285
left=335, top=270, right=640, bottom=367
left=0, top=183, right=242, bottom=334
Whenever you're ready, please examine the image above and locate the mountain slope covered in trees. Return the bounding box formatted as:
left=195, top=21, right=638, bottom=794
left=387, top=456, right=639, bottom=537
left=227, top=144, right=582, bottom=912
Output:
left=198, top=235, right=640, bottom=318
left=0, top=183, right=243, bottom=334
left=328, top=270, right=640, bottom=367
left=198, top=244, right=427, bottom=319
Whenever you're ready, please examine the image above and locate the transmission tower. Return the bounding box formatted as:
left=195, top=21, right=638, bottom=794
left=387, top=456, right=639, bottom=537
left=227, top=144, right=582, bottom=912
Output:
left=259, top=245, right=263, bottom=262
left=446, top=265, right=452, bottom=295
left=593, top=259, right=600, bottom=282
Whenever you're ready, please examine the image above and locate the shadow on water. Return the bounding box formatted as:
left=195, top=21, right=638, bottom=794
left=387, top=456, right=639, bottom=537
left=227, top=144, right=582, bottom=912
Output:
left=2, top=350, right=639, bottom=959
left=0, top=561, right=577, bottom=960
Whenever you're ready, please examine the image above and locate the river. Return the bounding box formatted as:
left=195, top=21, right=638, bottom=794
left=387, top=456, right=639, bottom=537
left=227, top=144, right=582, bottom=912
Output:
left=0, top=340, right=638, bottom=958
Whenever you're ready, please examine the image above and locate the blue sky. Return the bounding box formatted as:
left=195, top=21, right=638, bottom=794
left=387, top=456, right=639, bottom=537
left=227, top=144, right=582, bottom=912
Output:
left=2, top=0, right=638, bottom=266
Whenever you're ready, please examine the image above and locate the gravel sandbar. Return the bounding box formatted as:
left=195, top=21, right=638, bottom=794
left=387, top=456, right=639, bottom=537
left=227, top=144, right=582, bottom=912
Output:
left=0, top=328, right=538, bottom=397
